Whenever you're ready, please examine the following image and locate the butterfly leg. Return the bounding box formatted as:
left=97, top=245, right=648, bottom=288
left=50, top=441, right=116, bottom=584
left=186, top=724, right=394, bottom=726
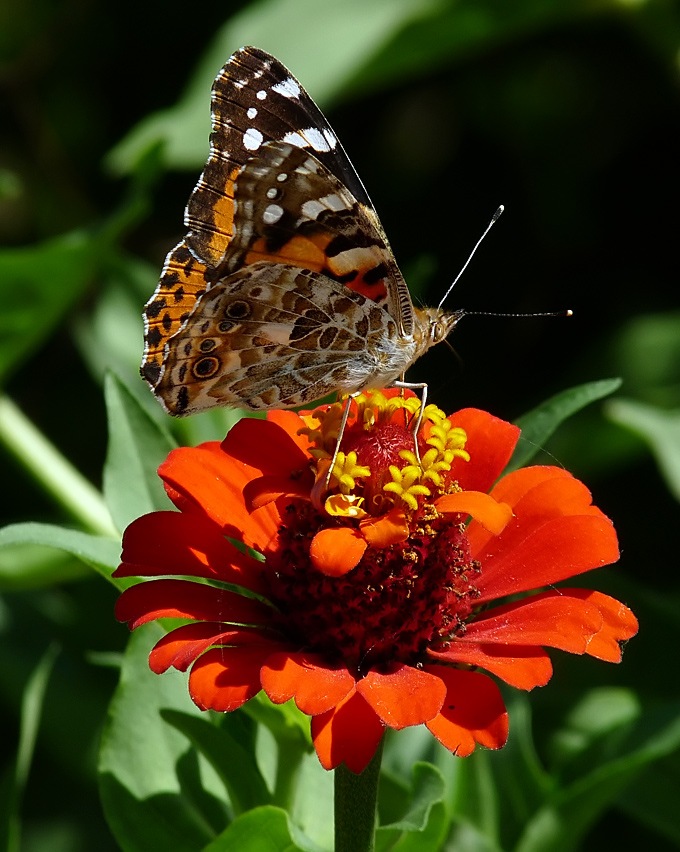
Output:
left=393, top=380, right=428, bottom=465
left=325, top=393, right=359, bottom=488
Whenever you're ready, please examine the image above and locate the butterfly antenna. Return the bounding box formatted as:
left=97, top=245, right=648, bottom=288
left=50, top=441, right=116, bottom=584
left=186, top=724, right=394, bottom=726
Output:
left=463, top=309, right=574, bottom=319
left=437, top=205, right=504, bottom=310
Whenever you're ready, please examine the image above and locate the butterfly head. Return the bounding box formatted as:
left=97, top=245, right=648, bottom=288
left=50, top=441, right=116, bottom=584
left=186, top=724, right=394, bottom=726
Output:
left=415, top=307, right=465, bottom=354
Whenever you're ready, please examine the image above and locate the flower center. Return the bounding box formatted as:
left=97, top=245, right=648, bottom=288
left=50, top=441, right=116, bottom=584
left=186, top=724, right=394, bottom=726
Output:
left=266, top=501, right=481, bottom=672
left=301, top=391, right=470, bottom=517
left=260, top=391, right=480, bottom=673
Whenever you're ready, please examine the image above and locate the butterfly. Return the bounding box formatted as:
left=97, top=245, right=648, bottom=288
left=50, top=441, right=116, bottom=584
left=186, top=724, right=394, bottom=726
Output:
left=141, top=46, right=463, bottom=416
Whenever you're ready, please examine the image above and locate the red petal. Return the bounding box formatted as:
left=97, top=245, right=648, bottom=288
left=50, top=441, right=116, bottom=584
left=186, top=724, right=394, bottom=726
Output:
left=446, top=409, right=520, bottom=493
left=466, top=467, right=571, bottom=557
left=309, top=527, right=367, bottom=577
left=424, top=667, right=508, bottom=755
left=188, top=644, right=276, bottom=711
left=428, top=643, right=552, bottom=690
left=114, top=579, right=274, bottom=630
left=462, top=593, right=604, bottom=654
left=310, top=689, right=385, bottom=773
left=355, top=663, right=446, bottom=729
left=267, top=410, right=315, bottom=453
left=222, top=415, right=310, bottom=475
left=469, top=468, right=612, bottom=569
left=149, top=622, right=283, bottom=673
left=260, top=652, right=356, bottom=715
left=243, top=474, right=311, bottom=510
left=475, top=514, right=619, bottom=603
left=435, top=491, right=513, bottom=535
left=559, top=588, right=639, bottom=662
left=115, top=510, right=268, bottom=595
left=159, top=442, right=281, bottom=554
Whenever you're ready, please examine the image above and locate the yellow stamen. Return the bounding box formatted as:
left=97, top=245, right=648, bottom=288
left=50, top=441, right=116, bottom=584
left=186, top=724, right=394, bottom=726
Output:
left=330, top=451, right=371, bottom=494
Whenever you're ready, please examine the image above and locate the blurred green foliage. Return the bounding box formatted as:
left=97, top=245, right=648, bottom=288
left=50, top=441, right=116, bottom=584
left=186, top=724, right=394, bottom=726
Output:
left=1, top=0, right=679, bottom=849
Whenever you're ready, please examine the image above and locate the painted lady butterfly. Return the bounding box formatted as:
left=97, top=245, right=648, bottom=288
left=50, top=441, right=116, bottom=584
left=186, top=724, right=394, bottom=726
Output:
left=141, top=46, right=463, bottom=416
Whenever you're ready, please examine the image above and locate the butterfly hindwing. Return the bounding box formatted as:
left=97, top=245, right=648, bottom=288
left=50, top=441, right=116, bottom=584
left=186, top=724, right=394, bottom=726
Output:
left=156, top=262, right=401, bottom=415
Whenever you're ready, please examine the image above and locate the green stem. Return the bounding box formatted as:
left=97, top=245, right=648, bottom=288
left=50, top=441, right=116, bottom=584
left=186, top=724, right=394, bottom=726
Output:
left=334, top=737, right=384, bottom=852
left=0, top=395, right=116, bottom=536
left=272, top=736, right=304, bottom=810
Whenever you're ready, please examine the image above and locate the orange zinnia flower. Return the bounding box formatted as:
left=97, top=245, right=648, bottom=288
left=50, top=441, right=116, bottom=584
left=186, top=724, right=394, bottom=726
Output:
left=114, top=391, right=637, bottom=773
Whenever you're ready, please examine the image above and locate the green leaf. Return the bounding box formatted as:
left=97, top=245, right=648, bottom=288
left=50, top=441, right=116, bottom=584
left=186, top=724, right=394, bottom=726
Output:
left=243, top=692, right=311, bottom=749
left=508, top=378, right=622, bottom=471
left=605, top=399, right=680, bottom=502
left=376, top=763, right=448, bottom=851
left=0, top=231, right=96, bottom=383
left=0, top=644, right=59, bottom=852
left=549, top=688, right=641, bottom=773
left=347, top=0, right=607, bottom=96
left=0, top=522, right=120, bottom=584
left=106, top=0, right=440, bottom=174
left=99, top=624, right=229, bottom=852
left=617, top=751, right=680, bottom=845
left=161, top=709, right=271, bottom=816
left=103, top=372, right=177, bottom=532
left=73, top=252, right=154, bottom=400
left=515, top=702, right=680, bottom=852
left=202, top=805, right=318, bottom=852
left=0, top=542, right=88, bottom=590
left=377, top=802, right=448, bottom=852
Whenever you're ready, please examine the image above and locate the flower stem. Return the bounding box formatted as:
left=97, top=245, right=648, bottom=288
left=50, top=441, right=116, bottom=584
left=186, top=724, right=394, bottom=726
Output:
left=334, top=737, right=384, bottom=852
left=0, top=395, right=116, bottom=536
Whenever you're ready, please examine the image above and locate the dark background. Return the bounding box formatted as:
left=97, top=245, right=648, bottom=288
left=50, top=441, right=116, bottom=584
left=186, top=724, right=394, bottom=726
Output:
left=1, top=0, right=679, bottom=849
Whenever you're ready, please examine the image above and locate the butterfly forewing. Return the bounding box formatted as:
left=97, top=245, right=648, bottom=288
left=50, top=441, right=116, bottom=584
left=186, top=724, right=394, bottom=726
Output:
left=185, top=46, right=373, bottom=269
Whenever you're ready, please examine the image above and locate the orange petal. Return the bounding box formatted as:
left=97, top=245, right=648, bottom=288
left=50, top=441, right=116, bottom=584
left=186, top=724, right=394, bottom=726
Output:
left=243, top=474, right=311, bottom=510
left=115, top=579, right=274, bottom=631
left=150, top=622, right=282, bottom=673
left=475, top=514, right=619, bottom=603
left=188, top=644, right=276, bottom=711
left=115, top=509, right=269, bottom=595
left=428, top=643, right=553, bottom=690
left=424, top=667, right=508, bottom=755
left=356, top=663, right=446, bottom=728
left=159, top=442, right=280, bottom=553
left=359, top=507, right=410, bottom=548
left=460, top=594, right=603, bottom=654
left=260, top=652, right=356, bottom=715
left=446, top=409, right=520, bottom=493
left=309, top=527, right=367, bottom=577
left=310, top=689, right=385, bottom=773
left=559, top=588, right=639, bottom=662
left=435, top=491, right=513, bottom=535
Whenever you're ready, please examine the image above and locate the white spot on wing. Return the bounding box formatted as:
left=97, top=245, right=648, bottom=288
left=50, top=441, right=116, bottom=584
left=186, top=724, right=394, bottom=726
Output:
left=247, top=107, right=258, bottom=119
left=256, top=89, right=267, bottom=100
left=263, top=204, right=284, bottom=225
left=304, top=127, right=331, bottom=152
left=301, top=199, right=325, bottom=219
left=266, top=187, right=278, bottom=199
left=323, top=128, right=337, bottom=149
left=277, top=172, right=288, bottom=182
left=282, top=131, right=306, bottom=148
left=322, top=193, right=350, bottom=212
left=243, top=128, right=263, bottom=151
left=272, top=76, right=301, bottom=99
